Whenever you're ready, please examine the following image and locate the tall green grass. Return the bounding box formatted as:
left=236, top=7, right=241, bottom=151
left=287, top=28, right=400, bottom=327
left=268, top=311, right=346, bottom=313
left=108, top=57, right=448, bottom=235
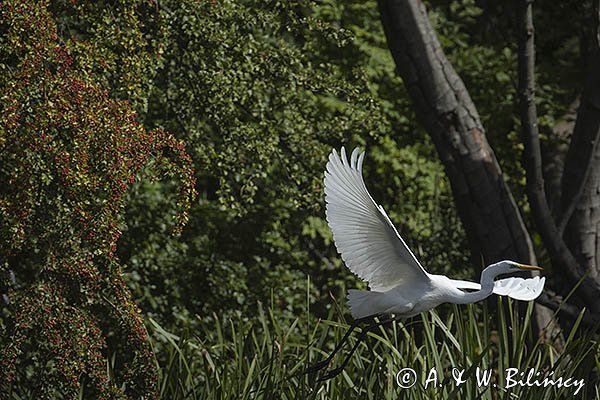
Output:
left=151, top=292, right=600, bottom=399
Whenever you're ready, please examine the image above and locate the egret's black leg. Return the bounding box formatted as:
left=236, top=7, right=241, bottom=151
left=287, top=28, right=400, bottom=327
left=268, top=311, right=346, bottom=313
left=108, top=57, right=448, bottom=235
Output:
left=306, top=316, right=375, bottom=374
left=318, top=317, right=395, bottom=381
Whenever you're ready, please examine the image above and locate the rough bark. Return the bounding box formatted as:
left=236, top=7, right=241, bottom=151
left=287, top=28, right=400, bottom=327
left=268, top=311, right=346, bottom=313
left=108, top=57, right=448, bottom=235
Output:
left=518, top=0, right=600, bottom=316
left=376, top=0, right=556, bottom=336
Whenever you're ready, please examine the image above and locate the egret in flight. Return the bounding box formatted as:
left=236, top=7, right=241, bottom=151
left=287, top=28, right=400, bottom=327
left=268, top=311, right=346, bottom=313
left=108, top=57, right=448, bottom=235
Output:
left=310, top=146, right=545, bottom=380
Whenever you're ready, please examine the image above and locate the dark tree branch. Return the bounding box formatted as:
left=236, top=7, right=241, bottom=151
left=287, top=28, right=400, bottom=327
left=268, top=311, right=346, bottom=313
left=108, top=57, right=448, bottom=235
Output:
left=557, top=121, right=600, bottom=236
left=537, top=292, right=600, bottom=327
left=518, top=0, right=600, bottom=312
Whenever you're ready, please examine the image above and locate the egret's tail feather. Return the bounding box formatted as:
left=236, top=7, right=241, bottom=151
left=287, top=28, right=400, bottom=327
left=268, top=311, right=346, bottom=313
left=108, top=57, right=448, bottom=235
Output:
left=347, top=289, right=383, bottom=319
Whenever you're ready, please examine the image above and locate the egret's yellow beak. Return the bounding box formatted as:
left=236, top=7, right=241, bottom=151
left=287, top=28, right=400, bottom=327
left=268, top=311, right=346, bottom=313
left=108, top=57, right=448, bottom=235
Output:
left=516, top=263, right=543, bottom=271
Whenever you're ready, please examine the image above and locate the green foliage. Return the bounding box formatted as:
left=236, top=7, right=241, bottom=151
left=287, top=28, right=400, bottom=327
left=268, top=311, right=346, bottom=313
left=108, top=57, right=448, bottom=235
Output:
left=118, top=0, right=469, bottom=331
left=47, top=0, right=166, bottom=112
left=119, top=0, right=381, bottom=321
left=0, top=1, right=195, bottom=398
left=150, top=297, right=599, bottom=399
left=146, top=0, right=385, bottom=214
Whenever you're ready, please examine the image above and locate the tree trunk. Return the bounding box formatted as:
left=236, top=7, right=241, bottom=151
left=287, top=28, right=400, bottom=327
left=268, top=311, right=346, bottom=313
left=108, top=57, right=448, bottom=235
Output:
left=541, top=98, right=579, bottom=215
left=560, top=50, right=600, bottom=310
left=376, top=0, right=557, bottom=336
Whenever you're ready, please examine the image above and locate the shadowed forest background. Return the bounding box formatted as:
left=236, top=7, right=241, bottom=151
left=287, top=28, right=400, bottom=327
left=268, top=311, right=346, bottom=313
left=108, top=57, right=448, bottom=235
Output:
left=1, top=0, right=599, bottom=398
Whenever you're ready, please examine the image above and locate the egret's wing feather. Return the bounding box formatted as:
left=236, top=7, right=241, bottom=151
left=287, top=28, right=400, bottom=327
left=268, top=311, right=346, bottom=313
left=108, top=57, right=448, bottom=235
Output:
left=324, top=147, right=430, bottom=292
left=451, top=276, right=545, bottom=301
left=493, top=276, right=545, bottom=301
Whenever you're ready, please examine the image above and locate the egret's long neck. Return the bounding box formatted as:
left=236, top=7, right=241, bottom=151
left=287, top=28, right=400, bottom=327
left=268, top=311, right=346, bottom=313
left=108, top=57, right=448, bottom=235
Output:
left=452, top=268, right=496, bottom=304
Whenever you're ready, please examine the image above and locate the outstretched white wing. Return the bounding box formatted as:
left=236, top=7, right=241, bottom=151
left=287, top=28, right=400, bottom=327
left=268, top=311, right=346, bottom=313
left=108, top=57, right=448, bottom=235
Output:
left=493, top=276, right=545, bottom=301
left=451, top=276, right=546, bottom=301
left=324, top=146, right=430, bottom=292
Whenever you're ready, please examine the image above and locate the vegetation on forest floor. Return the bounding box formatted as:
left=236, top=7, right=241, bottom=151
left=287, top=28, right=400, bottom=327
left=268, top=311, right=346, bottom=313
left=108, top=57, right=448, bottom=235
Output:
left=150, top=284, right=599, bottom=400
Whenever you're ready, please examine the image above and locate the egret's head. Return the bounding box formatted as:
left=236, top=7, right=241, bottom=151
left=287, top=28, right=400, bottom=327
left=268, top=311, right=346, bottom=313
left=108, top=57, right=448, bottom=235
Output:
left=489, top=260, right=543, bottom=276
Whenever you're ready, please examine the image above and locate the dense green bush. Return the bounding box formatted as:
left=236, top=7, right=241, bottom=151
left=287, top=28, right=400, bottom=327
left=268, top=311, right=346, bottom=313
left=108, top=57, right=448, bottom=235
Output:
left=0, top=1, right=195, bottom=398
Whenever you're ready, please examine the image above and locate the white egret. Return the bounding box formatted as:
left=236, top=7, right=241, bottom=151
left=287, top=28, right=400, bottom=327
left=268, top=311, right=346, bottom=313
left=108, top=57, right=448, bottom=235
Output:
left=310, top=146, right=545, bottom=380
